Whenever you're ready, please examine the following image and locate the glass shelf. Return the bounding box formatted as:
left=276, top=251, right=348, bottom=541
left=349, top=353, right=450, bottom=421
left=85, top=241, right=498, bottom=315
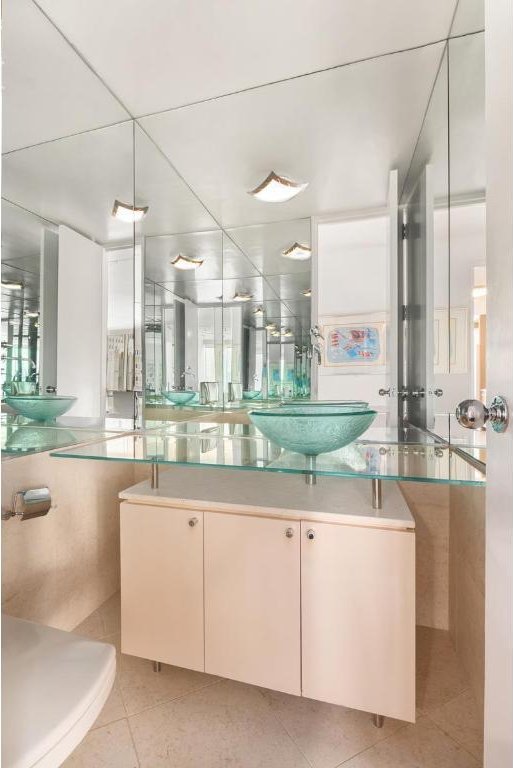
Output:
left=50, top=431, right=485, bottom=486
left=1, top=414, right=128, bottom=460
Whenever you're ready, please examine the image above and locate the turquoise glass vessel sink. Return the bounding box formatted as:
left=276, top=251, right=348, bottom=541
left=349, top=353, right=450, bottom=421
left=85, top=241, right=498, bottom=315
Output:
left=279, top=400, right=369, bottom=409
left=249, top=405, right=377, bottom=455
left=163, top=391, right=197, bottom=405
left=242, top=390, right=261, bottom=400
left=5, top=395, right=77, bottom=421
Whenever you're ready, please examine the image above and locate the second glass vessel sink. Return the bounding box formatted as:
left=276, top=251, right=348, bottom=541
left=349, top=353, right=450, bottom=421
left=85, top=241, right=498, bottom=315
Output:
left=249, top=405, right=377, bottom=456
left=4, top=395, right=77, bottom=421
left=163, top=391, right=197, bottom=405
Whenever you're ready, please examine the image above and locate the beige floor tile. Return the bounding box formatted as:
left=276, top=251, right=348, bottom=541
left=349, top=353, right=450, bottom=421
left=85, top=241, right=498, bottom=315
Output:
left=262, top=688, right=406, bottom=768
left=342, top=716, right=480, bottom=767
left=98, top=591, right=121, bottom=636
left=73, top=609, right=105, bottom=639
left=129, top=679, right=310, bottom=768
left=429, top=689, right=484, bottom=762
left=119, top=650, right=220, bottom=716
left=62, top=718, right=138, bottom=767
left=92, top=683, right=126, bottom=730
left=416, top=626, right=468, bottom=714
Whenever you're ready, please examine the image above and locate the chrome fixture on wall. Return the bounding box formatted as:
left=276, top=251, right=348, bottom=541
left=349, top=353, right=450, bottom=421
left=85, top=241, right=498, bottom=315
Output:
left=2, top=487, right=52, bottom=521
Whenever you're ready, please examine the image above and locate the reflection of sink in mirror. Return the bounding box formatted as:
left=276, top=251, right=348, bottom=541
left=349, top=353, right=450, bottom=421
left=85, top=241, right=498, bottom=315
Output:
left=10, top=381, right=37, bottom=395
left=242, top=390, right=261, bottom=400
left=163, top=391, right=198, bottom=406
left=249, top=406, right=377, bottom=456
left=4, top=396, right=77, bottom=421
left=5, top=427, right=79, bottom=453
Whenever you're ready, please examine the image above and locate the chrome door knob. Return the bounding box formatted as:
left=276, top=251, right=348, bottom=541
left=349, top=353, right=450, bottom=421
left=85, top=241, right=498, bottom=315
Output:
left=429, top=388, right=444, bottom=397
left=188, top=517, right=199, bottom=527
left=456, top=396, right=509, bottom=433
left=285, top=527, right=294, bottom=538
left=306, top=529, right=315, bottom=540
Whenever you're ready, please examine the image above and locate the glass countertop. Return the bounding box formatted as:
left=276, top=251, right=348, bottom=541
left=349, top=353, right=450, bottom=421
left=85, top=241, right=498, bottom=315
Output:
left=1, top=414, right=130, bottom=460
left=50, top=431, right=485, bottom=486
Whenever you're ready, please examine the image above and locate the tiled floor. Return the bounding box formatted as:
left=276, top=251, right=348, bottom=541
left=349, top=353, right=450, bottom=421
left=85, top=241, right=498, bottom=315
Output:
left=64, top=594, right=483, bottom=767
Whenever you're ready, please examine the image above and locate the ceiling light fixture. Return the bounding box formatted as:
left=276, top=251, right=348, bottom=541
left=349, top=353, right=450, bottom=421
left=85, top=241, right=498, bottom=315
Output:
left=282, top=242, right=312, bottom=261
left=25, top=310, right=39, bottom=318
left=253, top=306, right=264, bottom=315
left=170, top=253, right=204, bottom=271
left=112, top=199, right=149, bottom=223
left=248, top=171, right=308, bottom=203
left=2, top=280, right=24, bottom=290
left=265, top=322, right=276, bottom=331
left=283, top=328, right=293, bottom=337
left=301, top=288, right=312, bottom=297
left=271, top=330, right=281, bottom=337
left=233, top=291, right=253, bottom=302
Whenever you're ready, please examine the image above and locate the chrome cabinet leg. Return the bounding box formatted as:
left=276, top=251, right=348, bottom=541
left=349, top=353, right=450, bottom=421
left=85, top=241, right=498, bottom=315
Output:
left=371, top=478, right=382, bottom=510
left=373, top=714, right=384, bottom=728
left=152, top=660, right=161, bottom=673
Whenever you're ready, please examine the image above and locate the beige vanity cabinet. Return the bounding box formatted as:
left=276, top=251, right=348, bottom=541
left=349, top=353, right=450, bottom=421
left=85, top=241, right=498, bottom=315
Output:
left=120, top=470, right=415, bottom=722
left=204, top=512, right=301, bottom=695
left=120, top=502, right=204, bottom=672
left=301, top=521, right=415, bottom=722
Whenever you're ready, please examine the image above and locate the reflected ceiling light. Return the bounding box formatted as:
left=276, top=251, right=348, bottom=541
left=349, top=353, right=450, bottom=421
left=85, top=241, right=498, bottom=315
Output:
left=271, top=330, right=281, bottom=337
left=283, top=328, right=293, bottom=338
left=472, top=286, right=487, bottom=298
left=25, top=310, right=39, bottom=318
left=170, top=253, right=204, bottom=271
left=112, top=199, right=149, bottom=223
left=282, top=242, right=311, bottom=261
left=265, top=322, right=276, bottom=331
left=253, top=305, right=264, bottom=315
left=301, top=288, right=312, bottom=297
left=2, top=280, right=24, bottom=290
left=233, top=291, right=253, bottom=302
left=248, top=171, right=308, bottom=203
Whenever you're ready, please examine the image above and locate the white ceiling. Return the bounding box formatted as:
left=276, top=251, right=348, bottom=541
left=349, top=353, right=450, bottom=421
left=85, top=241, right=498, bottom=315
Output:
left=35, top=0, right=459, bottom=119
left=2, top=0, right=129, bottom=153
left=140, top=42, right=445, bottom=228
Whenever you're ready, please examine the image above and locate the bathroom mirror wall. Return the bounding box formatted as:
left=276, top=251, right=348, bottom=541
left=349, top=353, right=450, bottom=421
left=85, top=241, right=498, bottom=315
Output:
left=2, top=120, right=137, bottom=426
left=399, top=26, right=485, bottom=452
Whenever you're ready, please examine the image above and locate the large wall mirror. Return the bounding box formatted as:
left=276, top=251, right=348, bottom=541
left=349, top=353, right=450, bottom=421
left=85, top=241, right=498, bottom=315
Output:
left=2, top=0, right=485, bottom=460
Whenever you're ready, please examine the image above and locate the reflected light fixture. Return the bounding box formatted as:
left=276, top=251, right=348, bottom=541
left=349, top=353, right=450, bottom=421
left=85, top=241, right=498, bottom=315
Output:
left=283, top=328, right=293, bottom=338
left=170, top=253, right=204, bottom=271
left=2, top=280, right=24, bottom=290
left=472, top=286, right=487, bottom=298
left=271, top=330, right=281, bottom=337
left=265, top=322, right=276, bottom=331
left=25, top=310, right=39, bottom=318
left=282, top=242, right=311, bottom=261
left=253, top=305, right=264, bottom=315
left=301, top=288, right=312, bottom=297
left=112, top=199, right=149, bottom=223
left=233, top=291, right=253, bottom=302
left=248, top=171, right=308, bottom=203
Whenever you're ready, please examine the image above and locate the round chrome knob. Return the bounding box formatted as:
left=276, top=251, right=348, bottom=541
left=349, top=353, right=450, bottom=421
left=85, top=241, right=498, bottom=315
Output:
left=285, top=527, right=294, bottom=538
left=456, top=396, right=509, bottom=433
left=456, top=399, right=487, bottom=429
left=306, top=529, right=315, bottom=540
left=188, top=517, right=199, bottom=527
left=430, top=388, right=443, bottom=397
left=378, top=388, right=391, bottom=397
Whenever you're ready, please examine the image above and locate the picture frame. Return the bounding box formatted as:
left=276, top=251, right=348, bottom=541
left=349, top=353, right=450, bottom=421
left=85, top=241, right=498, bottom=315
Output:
left=321, top=320, right=386, bottom=369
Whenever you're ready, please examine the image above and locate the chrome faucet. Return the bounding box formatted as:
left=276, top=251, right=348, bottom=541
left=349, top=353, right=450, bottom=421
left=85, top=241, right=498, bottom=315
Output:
left=310, top=325, right=324, bottom=365
left=181, top=366, right=196, bottom=388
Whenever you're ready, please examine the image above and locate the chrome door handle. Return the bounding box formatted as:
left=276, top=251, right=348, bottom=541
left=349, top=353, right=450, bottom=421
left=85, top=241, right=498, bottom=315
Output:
left=456, top=396, right=509, bottom=433
left=285, top=527, right=294, bottom=538
left=306, top=528, right=315, bottom=540
left=188, top=517, right=199, bottom=527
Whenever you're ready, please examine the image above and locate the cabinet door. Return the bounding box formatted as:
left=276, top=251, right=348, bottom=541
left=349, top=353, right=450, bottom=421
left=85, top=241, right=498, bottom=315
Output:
left=301, top=521, right=415, bottom=722
left=120, top=502, right=204, bottom=671
left=205, top=512, right=300, bottom=694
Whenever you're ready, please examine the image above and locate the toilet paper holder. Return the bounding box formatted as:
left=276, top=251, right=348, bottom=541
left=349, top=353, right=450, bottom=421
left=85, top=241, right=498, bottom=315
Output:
left=2, top=487, right=52, bottom=521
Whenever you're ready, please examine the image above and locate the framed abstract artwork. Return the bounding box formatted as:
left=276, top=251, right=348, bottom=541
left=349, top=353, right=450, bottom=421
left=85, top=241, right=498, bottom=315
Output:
left=322, top=321, right=386, bottom=368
